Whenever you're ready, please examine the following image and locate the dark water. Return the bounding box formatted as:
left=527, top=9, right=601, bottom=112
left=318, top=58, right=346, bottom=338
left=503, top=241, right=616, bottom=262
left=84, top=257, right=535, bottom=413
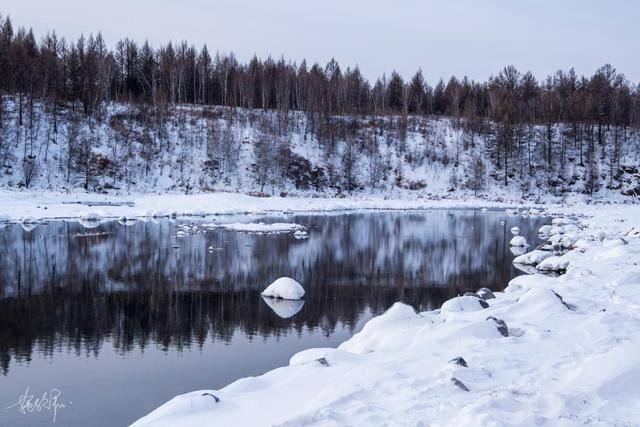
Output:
left=0, top=209, right=547, bottom=426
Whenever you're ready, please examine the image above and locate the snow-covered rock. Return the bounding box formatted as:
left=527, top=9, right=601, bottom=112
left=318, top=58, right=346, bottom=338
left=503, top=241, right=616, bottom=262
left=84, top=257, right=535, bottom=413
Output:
left=551, top=217, right=573, bottom=226
left=510, top=226, right=520, bottom=235
left=78, top=211, right=103, bottom=228
left=512, top=287, right=569, bottom=316
left=293, top=230, right=308, bottom=239
left=548, top=233, right=578, bottom=249
left=20, top=214, right=40, bottom=224
left=509, top=235, right=529, bottom=247
left=261, top=277, right=305, bottom=300
left=440, top=295, right=489, bottom=316
left=339, top=303, right=422, bottom=354
left=476, top=288, right=496, bottom=300
left=513, top=249, right=553, bottom=266
left=537, top=255, right=571, bottom=272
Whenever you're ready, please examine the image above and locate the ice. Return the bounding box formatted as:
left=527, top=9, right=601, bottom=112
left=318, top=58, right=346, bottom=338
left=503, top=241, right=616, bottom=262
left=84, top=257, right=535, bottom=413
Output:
left=215, top=222, right=305, bottom=234
left=261, top=277, right=305, bottom=300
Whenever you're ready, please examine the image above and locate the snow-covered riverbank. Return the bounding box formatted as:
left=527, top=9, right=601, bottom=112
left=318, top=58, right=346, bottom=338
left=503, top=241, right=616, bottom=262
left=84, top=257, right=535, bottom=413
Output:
left=0, top=190, right=517, bottom=221
left=126, top=202, right=640, bottom=427
left=1, top=189, right=636, bottom=223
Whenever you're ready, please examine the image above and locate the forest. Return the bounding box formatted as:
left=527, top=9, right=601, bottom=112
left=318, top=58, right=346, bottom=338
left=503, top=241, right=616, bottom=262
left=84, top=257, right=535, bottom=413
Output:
left=0, top=14, right=639, bottom=197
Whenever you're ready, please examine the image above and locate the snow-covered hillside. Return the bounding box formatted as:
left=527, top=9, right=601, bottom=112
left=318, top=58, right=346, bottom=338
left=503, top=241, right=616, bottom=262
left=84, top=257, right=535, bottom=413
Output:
left=1, top=97, right=639, bottom=201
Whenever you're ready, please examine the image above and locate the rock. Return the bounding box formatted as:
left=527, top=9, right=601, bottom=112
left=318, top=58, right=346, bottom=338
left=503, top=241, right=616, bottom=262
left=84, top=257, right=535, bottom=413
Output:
left=451, top=377, right=470, bottom=392
left=552, top=290, right=573, bottom=310
left=261, top=277, right=305, bottom=300
left=200, top=392, right=220, bottom=403
left=316, top=357, right=329, bottom=367
left=625, top=227, right=640, bottom=238
left=486, top=316, right=509, bottom=337
left=448, top=357, right=468, bottom=367
left=476, top=288, right=495, bottom=300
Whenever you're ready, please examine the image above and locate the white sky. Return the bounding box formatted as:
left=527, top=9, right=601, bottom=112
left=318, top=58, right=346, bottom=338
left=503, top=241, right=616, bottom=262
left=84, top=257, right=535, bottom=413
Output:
left=3, top=0, right=639, bottom=84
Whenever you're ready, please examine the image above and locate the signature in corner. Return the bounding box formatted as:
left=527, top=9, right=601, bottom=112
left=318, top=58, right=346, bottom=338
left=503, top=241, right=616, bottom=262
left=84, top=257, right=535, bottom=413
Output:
left=5, top=387, right=68, bottom=423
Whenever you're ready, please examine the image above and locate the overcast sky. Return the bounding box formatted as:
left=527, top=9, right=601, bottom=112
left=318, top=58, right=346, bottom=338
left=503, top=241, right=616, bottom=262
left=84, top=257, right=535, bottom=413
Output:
left=3, top=0, right=639, bottom=84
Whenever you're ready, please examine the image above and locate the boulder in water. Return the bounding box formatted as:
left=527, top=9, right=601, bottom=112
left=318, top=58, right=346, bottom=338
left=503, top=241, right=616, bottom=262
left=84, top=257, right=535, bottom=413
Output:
left=510, top=236, right=529, bottom=247
left=261, top=277, right=305, bottom=300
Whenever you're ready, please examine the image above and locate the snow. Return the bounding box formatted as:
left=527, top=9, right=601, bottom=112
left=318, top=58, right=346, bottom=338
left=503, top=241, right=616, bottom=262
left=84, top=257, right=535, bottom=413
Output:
left=509, top=235, right=529, bottom=247
left=537, top=255, right=572, bottom=272
left=513, top=249, right=553, bottom=266
left=261, top=277, right=306, bottom=300
left=131, top=202, right=640, bottom=427
left=0, top=191, right=520, bottom=222
left=440, top=295, right=489, bottom=317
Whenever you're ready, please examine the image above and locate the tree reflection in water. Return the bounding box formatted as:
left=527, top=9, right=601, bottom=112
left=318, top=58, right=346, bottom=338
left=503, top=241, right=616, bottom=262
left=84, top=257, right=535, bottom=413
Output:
left=0, top=210, right=547, bottom=375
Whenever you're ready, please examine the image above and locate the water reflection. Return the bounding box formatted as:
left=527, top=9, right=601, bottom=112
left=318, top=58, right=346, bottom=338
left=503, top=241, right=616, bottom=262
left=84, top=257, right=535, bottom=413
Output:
left=0, top=210, right=546, bottom=377
left=262, top=296, right=305, bottom=319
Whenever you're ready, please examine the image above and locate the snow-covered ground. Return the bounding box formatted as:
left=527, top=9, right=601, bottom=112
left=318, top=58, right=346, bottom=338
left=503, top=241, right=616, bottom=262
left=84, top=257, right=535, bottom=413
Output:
left=0, top=190, right=520, bottom=222
left=126, top=200, right=640, bottom=427
left=3, top=189, right=637, bottom=224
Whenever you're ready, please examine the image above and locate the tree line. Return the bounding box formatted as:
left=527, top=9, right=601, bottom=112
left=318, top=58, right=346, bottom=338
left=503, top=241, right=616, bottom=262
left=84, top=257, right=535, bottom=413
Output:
left=0, top=14, right=638, bottom=126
